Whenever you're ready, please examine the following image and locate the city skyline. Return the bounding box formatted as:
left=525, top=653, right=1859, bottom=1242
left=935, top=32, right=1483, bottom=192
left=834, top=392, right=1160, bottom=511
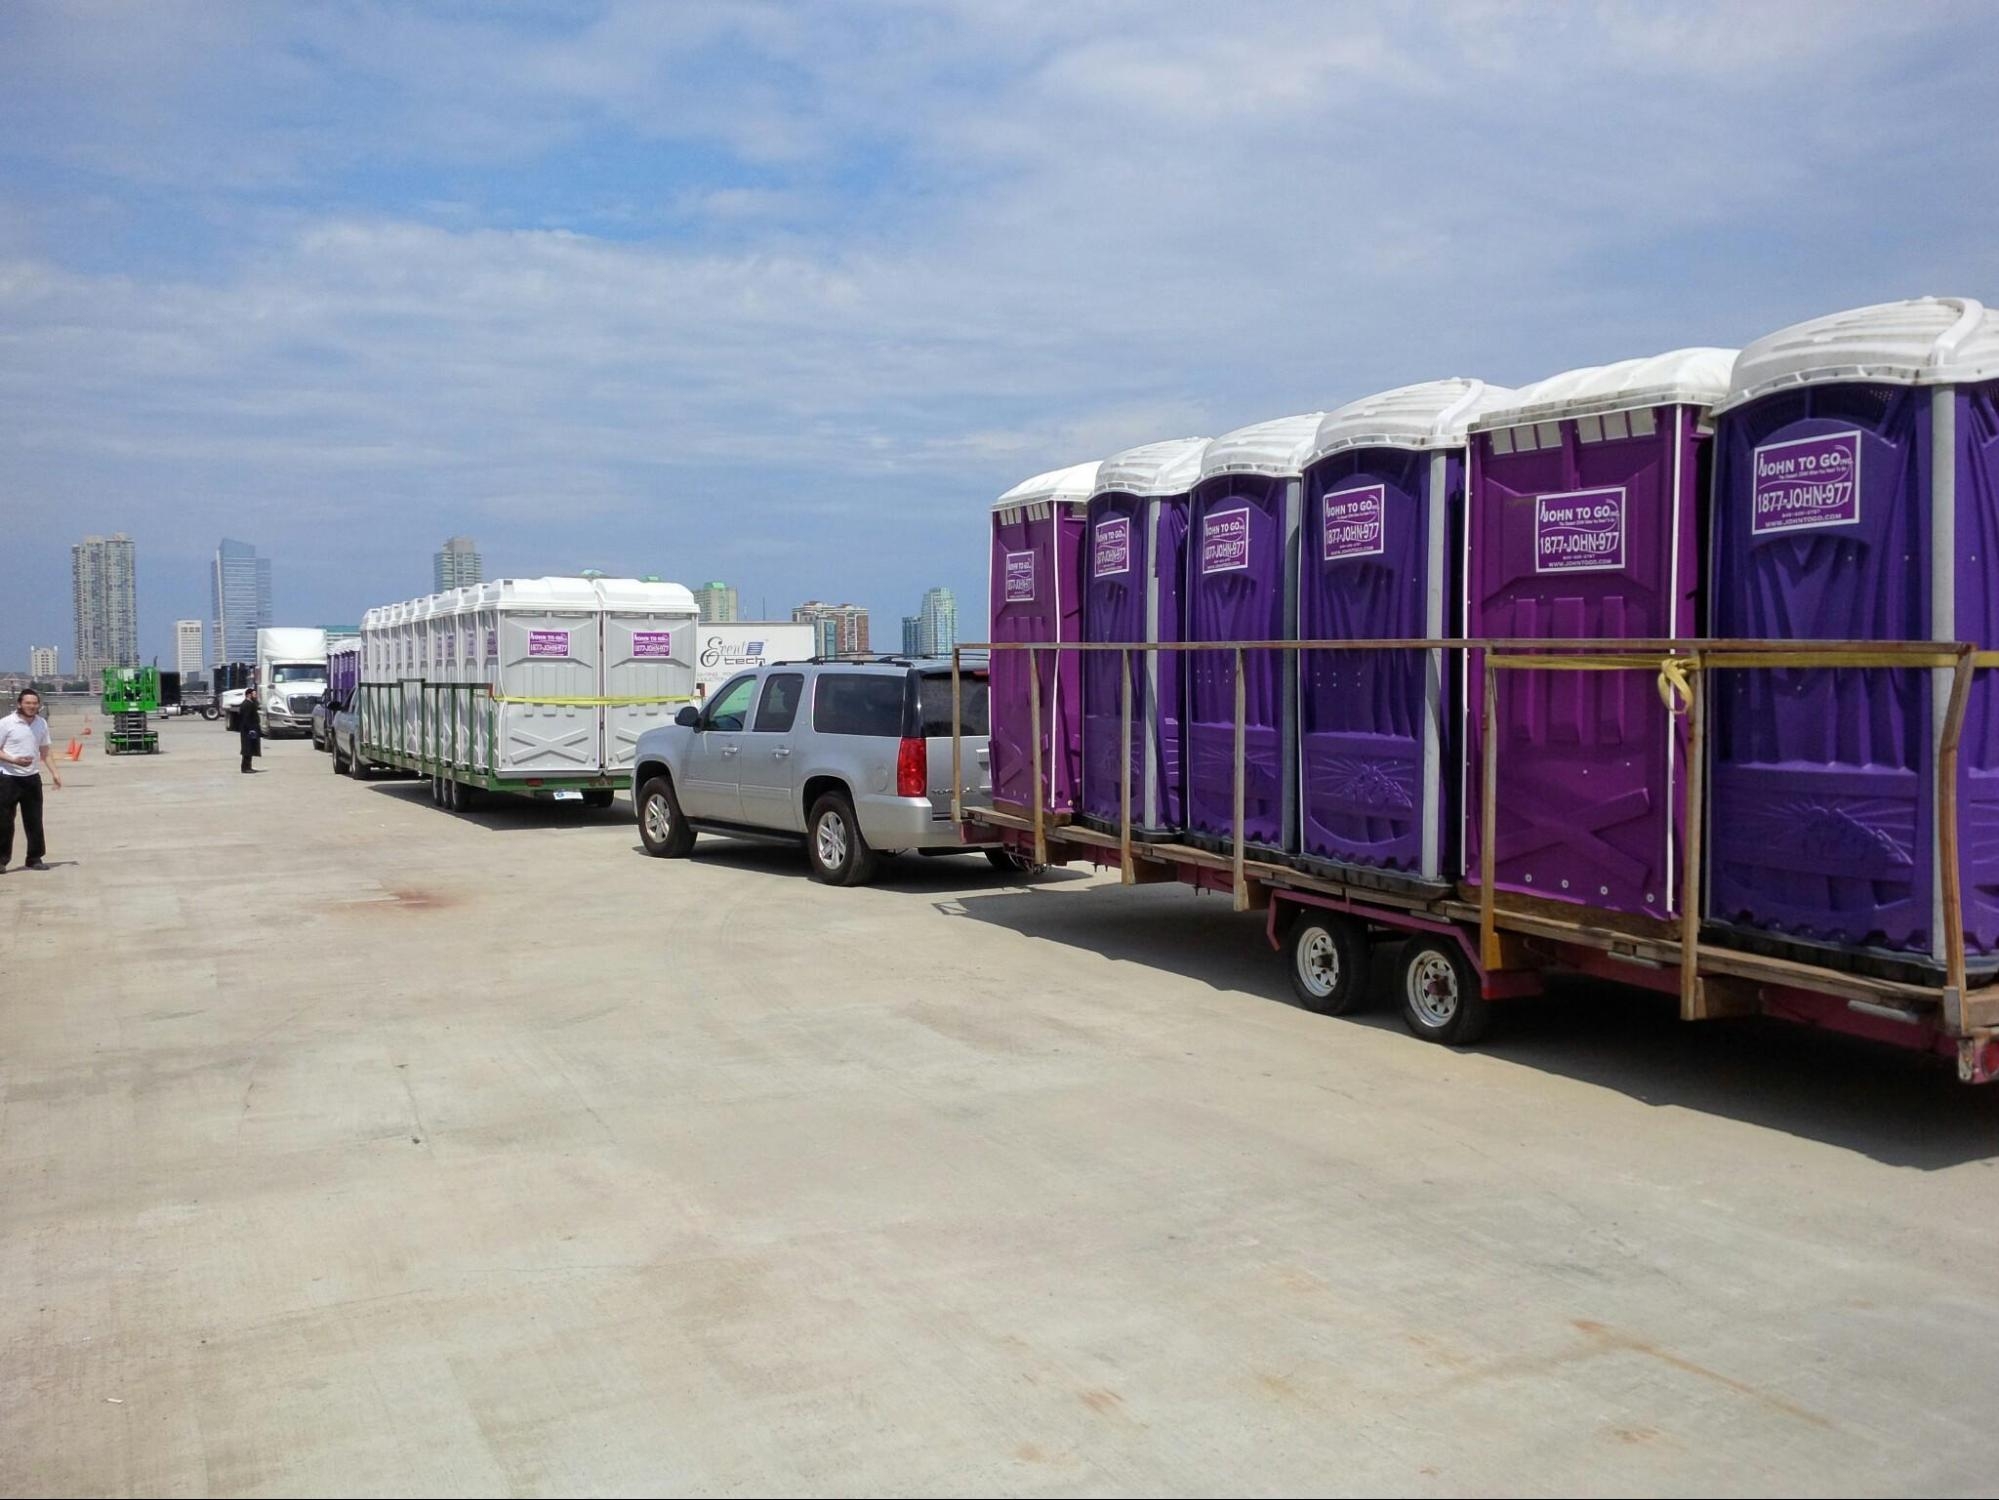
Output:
left=5, top=534, right=940, bottom=672
left=71, top=534, right=138, bottom=678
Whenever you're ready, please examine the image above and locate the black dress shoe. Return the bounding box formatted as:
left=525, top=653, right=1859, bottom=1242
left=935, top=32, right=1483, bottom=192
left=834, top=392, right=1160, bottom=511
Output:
left=26, top=859, right=48, bottom=870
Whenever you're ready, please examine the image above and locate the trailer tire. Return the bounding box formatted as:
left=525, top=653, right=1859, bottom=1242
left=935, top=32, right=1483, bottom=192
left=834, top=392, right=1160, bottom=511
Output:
left=582, top=788, right=615, bottom=811
left=200, top=705, right=219, bottom=722
left=637, top=776, right=695, bottom=857
left=806, top=792, right=879, bottom=886
left=1397, top=936, right=1491, bottom=1046
left=1286, top=912, right=1371, bottom=1016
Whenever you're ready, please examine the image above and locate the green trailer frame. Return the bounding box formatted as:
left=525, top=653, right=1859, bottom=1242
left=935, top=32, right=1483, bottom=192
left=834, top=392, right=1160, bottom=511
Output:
left=352, top=680, right=634, bottom=800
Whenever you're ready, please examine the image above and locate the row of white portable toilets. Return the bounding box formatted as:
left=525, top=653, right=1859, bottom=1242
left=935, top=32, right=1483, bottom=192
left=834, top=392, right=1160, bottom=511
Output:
left=359, top=577, right=700, bottom=778
left=988, top=296, right=1999, bottom=972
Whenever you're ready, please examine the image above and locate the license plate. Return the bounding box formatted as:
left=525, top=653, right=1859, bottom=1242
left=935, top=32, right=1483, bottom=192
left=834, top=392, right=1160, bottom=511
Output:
left=551, top=789, right=583, bottom=802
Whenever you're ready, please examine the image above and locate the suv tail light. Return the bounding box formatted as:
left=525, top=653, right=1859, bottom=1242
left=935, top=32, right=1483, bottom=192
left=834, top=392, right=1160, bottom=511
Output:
left=896, top=737, right=928, bottom=798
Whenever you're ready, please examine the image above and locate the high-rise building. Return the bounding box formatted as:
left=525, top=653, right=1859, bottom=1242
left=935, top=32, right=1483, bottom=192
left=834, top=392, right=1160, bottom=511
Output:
left=792, top=601, right=870, bottom=657
left=694, top=581, right=739, bottom=624
left=433, top=535, right=483, bottom=592
left=29, top=646, right=58, bottom=681
left=72, top=533, right=138, bottom=677
left=175, top=620, right=204, bottom=683
left=212, top=538, right=273, bottom=667
left=901, top=616, right=922, bottom=655
left=918, top=586, right=957, bottom=657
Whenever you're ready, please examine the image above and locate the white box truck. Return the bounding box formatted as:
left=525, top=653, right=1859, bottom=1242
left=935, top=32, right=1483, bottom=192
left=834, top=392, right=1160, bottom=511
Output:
left=691, top=622, right=815, bottom=701
left=254, top=627, right=329, bottom=737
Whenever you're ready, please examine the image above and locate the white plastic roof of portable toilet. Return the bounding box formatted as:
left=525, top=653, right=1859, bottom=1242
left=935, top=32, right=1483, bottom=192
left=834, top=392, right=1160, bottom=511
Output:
left=993, top=460, right=1103, bottom=512
left=1092, top=438, right=1211, bottom=498
left=1720, top=297, right=1999, bottom=411
left=593, top=577, right=699, bottom=615
left=1474, top=349, right=1736, bottom=429
left=493, top=577, right=602, bottom=610
left=1308, top=379, right=1516, bottom=463
left=1198, top=413, right=1325, bottom=481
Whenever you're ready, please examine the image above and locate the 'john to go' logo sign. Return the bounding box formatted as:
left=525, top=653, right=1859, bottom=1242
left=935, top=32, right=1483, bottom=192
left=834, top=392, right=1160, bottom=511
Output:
left=1533, top=487, right=1626, bottom=574
left=1751, top=431, right=1861, bottom=536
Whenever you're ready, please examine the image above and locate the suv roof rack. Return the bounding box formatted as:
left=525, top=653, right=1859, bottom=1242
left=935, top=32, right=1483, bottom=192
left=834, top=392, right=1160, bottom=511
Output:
left=784, top=652, right=920, bottom=667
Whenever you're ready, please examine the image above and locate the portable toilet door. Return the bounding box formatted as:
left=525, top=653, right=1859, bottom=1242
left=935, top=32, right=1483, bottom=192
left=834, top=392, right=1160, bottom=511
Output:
left=1184, top=414, right=1323, bottom=853
left=1708, top=297, right=1999, bottom=965
left=472, top=587, right=501, bottom=774
left=1298, top=380, right=1512, bottom=882
left=494, top=578, right=604, bottom=778
left=1463, top=349, right=1734, bottom=920
left=989, top=460, right=1100, bottom=815
left=399, top=602, right=420, bottom=757
left=1081, top=438, right=1207, bottom=836
left=597, top=578, right=700, bottom=774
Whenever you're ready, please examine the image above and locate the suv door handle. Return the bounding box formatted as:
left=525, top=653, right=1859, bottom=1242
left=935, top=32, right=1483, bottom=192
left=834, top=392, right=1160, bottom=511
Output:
left=721, top=745, right=739, bottom=757
left=772, top=747, right=792, bottom=758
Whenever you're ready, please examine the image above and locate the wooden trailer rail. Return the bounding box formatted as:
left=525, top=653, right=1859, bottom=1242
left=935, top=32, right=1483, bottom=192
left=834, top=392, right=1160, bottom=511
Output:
left=949, top=638, right=1999, bottom=1073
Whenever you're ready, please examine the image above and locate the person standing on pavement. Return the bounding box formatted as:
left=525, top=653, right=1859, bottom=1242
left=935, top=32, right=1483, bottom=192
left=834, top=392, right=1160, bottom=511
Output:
left=239, top=685, right=262, bottom=773
left=0, top=688, right=62, bottom=872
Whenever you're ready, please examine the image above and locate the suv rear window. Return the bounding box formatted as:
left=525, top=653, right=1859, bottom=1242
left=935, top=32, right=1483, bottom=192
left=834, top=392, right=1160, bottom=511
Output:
left=917, top=673, right=988, bottom=737
left=812, top=674, right=906, bottom=737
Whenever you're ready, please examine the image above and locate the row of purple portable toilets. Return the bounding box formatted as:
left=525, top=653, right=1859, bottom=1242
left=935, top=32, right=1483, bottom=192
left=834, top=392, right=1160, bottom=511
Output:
left=986, top=296, right=1999, bottom=972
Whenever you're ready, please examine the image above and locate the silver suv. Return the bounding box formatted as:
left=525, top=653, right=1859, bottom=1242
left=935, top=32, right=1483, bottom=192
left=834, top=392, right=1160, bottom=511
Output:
left=632, top=658, right=1004, bottom=884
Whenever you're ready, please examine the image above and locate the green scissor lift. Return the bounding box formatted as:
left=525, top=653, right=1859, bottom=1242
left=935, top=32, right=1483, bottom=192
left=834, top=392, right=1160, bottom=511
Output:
left=100, top=667, right=161, bottom=754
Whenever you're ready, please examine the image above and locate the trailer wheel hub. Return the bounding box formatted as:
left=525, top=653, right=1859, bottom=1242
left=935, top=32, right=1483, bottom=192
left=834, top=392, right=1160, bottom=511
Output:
left=1409, top=949, right=1460, bottom=1025
left=1297, top=928, right=1340, bottom=998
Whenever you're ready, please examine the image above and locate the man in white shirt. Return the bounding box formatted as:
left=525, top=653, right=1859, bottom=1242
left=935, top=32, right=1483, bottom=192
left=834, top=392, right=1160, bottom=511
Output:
left=0, top=688, right=62, bottom=872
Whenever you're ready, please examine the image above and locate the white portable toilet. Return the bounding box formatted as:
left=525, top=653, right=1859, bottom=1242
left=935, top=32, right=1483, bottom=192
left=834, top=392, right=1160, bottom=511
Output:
left=493, top=578, right=603, bottom=778
left=596, top=578, right=701, bottom=773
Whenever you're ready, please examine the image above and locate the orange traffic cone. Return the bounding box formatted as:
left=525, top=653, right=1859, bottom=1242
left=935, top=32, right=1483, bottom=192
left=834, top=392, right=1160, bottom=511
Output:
left=65, top=739, right=84, bottom=761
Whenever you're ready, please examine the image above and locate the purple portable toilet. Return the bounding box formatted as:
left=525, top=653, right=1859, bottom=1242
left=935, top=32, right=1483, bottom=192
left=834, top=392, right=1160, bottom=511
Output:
left=1708, top=297, right=1999, bottom=967
left=1463, top=349, right=1735, bottom=920
left=1298, top=379, right=1513, bottom=884
left=1081, top=438, right=1209, bottom=836
left=1185, top=414, right=1323, bottom=853
left=989, top=460, right=1101, bottom=816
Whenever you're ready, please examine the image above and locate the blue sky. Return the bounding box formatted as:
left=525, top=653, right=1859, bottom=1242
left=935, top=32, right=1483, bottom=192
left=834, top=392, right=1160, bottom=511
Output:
left=3, top=0, right=1996, bottom=669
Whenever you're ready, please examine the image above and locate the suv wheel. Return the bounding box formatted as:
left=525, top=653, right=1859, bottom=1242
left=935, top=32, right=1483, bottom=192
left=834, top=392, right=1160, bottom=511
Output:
left=638, top=776, right=696, bottom=857
left=807, top=792, right=879, bottom=886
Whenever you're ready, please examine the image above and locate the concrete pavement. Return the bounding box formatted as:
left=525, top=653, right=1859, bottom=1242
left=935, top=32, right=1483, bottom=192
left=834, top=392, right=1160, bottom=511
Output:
left=6, top=719, right=1999, bottom=1496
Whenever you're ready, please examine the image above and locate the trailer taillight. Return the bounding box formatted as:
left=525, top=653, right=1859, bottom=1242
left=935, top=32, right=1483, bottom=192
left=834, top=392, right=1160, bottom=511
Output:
left=896, top=737, right=927, bottom=798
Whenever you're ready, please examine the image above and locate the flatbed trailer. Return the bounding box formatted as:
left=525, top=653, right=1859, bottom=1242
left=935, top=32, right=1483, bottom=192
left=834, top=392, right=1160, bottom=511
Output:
left=952, top=636, right=1999, bottom=1083
left=350, top=680, right=623, bottom=811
